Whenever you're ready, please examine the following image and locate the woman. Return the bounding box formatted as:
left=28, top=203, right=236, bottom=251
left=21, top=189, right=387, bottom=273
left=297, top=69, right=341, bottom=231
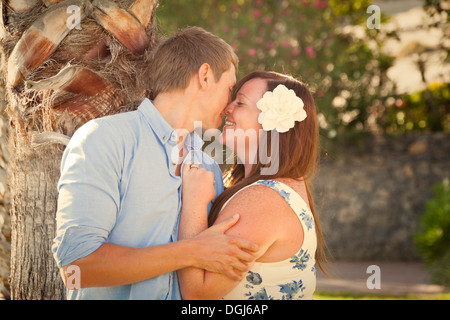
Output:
left=178, top=71, right=327, bottom=300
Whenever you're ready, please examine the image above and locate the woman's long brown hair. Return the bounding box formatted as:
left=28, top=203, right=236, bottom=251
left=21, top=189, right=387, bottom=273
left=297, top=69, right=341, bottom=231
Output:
left=208, top=71, right=329, bottom=276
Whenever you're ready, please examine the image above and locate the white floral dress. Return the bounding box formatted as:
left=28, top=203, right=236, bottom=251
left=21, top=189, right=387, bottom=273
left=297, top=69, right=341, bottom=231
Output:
left=221, top=180, right=317, bottom=300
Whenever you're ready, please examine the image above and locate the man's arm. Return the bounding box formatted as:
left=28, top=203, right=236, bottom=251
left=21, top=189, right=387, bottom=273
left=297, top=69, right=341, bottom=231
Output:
left=54, top=121, right=258, bottom=289
left=60, top=215, right=258, bottom=288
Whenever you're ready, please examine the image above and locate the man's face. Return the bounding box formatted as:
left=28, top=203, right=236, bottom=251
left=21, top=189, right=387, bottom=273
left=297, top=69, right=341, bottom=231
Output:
left=202, top=64, right=237, bottom=131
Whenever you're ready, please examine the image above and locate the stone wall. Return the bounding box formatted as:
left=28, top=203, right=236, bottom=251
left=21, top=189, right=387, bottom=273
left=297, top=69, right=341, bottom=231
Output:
left=314, top=133, right=450, bottom=261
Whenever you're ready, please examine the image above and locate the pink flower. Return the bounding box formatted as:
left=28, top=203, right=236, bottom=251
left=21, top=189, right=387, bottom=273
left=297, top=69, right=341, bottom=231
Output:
left=262, top=17, right=271, bottom=25
left=313, top=1, right=328, bottom=9
left=248, top=48, right=256, bottom=56
left=280, top=40, right=291, bottom=48
left=291, top=48, right=300, bottom=56
left=239, top=28, right=247, bottom=36
left=266, top=42, right=275, bottom=50
left=305, top=46, right=316, bottom=58
left=253, top=10, right=262, bottom=18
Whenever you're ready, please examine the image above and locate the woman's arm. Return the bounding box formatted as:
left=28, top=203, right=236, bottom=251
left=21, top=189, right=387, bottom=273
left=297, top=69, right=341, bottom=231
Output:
left=177, top=164, right=248, bottom=297
left=178, top=166, right=278, bottom=299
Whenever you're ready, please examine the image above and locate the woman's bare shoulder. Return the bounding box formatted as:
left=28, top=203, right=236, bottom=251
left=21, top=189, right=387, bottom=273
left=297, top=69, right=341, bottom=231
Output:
left=216, top=183, right=294, bottom=234
left=222, top=182, right=288, bottom=213
left=215, top=184, right=291, bottom=258
left=215, top=181, right=303, bottom=261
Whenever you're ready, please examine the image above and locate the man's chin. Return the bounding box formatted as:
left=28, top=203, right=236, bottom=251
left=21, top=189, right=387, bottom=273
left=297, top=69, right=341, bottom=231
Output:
left=203, top=127, right=222, bottom=139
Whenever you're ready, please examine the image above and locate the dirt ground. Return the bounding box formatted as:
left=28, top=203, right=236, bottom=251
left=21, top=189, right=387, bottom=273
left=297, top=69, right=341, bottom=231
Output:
left=316, top=260, right=446, bottom=295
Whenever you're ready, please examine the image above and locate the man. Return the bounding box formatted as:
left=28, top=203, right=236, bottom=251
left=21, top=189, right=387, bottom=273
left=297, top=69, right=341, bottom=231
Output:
left=52, top=27, right=258, bottom=300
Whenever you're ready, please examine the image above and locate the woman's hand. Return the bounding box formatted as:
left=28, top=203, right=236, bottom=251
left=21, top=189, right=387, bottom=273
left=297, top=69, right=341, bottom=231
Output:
left=181, top=162, right=216, bottom=208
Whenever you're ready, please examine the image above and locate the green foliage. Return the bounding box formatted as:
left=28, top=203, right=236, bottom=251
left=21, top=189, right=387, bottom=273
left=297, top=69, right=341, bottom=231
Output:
left=382, top=83, right=450, bottom=133
left=156, top=1, right=450, bottom=141
left=415, top=179, right=450, bottom=287
left=423, top=0, right=450, bottom=64
left=156, top=0, right=394, bottom=141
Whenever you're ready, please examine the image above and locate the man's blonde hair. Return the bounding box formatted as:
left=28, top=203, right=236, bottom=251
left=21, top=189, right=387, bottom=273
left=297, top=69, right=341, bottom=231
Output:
left=147, top=27, right=238, bottom=99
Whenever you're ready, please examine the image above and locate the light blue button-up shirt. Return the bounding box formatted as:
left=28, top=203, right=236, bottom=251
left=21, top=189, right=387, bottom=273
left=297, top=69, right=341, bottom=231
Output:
left=52, top=98, right=224, bottom=300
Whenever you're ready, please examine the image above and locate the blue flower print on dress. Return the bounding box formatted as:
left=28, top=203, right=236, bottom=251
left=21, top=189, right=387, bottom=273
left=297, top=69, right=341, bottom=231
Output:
left=247, top=287, right=273, bottom=300
left=246, top=271, right=263, bottom=286
left=278, top=280, right=305, bottom=300
left=258, top=180, right=277, bottom=188
left=299, top=208, right=314, bottom=231
left=275, top=188, right=291, bottom=203
left=257, top=180, right=291, bottom=203
left=290, top=249, right=311, bottom=271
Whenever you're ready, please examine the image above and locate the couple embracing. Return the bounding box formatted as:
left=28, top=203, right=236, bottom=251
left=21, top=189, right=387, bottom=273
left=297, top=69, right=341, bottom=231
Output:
left=52, top=26, right=326, bottom=300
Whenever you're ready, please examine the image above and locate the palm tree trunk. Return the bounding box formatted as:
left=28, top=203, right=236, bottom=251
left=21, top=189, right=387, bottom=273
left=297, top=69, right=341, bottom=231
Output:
left=8, top=141, right=65, bottom=299
left=1, top=0, right=159, bottom=299
left=0, top=86, right=11, bottom=300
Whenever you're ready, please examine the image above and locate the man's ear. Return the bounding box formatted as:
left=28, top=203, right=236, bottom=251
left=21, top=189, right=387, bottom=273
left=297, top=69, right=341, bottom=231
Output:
left=198, top=63, right=212, bottom=90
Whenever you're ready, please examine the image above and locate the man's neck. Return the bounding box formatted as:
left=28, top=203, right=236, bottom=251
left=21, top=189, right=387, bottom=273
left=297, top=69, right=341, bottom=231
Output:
left=152, top=90, right=199, bottom=133
left=152, top=91, right=200, bottom=177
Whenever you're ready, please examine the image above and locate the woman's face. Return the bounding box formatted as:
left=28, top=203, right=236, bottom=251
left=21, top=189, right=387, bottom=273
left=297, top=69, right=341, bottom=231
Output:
left=220, top=77, right=267, bottom=163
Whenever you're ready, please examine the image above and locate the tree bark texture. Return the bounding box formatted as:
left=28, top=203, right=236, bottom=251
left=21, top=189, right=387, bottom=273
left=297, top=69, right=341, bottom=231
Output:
left=0, top=0, right=159, bottom=299
left=9, top=141, right=65, bottom=299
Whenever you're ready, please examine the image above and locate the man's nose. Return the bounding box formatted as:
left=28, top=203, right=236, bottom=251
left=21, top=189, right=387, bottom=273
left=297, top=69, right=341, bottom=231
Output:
left=223, top=102, right=234, bottom=116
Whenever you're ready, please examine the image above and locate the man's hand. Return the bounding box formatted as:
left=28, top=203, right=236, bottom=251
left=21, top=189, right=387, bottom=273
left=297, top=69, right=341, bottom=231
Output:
left=189, top=214, right=259, bottom=281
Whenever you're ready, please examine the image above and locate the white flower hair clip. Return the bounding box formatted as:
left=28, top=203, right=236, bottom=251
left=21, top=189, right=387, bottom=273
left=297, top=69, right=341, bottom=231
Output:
left=256, top=84, right=307, bottom=133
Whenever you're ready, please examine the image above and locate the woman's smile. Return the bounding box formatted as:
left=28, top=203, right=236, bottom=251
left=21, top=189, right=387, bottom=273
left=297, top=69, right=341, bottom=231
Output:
left=223, top=118, right=236, bottom=128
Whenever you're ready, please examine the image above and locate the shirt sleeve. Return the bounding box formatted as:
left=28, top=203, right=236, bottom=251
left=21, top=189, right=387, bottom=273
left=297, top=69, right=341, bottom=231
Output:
left=52, top=119, right=124, bottom=268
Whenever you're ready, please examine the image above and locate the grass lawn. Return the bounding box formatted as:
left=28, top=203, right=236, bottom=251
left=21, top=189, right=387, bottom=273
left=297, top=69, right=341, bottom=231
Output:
left=313, top=291, right=450, bottom=300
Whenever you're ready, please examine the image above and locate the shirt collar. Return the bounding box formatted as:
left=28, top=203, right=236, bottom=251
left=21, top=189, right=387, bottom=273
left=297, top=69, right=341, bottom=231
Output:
left=138, top=98, right=177, bottom=144
left=184, top=131, right=204, bottom=151
left=138, top=98, right=205, bottom=150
